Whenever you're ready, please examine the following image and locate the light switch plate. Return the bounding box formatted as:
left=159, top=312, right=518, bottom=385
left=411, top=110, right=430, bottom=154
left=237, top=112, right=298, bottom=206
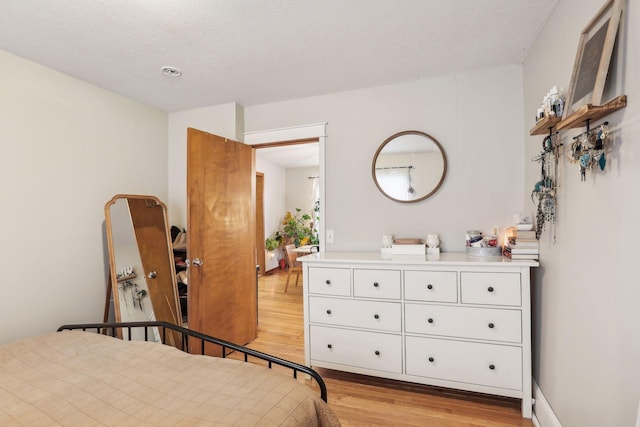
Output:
left=326, top=230, right=334, bottom=244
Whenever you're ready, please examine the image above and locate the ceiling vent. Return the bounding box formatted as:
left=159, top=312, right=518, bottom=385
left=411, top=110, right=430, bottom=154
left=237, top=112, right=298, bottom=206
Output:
left=161, top=66, right=182, bottom=77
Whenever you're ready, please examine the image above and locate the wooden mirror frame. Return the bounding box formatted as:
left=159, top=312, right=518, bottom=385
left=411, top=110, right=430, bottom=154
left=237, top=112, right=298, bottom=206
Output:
left=372, top=130, right=447, bottom=203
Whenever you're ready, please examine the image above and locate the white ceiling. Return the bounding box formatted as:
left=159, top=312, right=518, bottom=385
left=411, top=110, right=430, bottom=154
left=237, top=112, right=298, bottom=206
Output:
left=256, top=143, right=320, bottom=169
left=0, top=0, right=559, bottom=114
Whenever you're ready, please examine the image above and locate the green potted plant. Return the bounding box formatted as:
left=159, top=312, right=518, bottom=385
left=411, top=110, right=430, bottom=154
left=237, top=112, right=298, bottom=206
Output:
left=280, top=208, right=318, bottom=247
left=265, top=231, right=286, bottom=269
left=265, top=231, right=283, bottom=252
left=264, top=208, right=319, bottom=269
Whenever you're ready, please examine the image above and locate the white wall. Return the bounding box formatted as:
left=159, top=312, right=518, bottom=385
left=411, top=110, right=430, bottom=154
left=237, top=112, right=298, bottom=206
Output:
left=523, top=0, right=639, bottom=426
left=255, top=156, right=286, bottom=271
left=167, top=103, right=241, bottom=227
left=285, top=166, right=319, bottom=218
left=245, top=65, right=525, bottom=252
left=0, top=50, right=168, bottom=344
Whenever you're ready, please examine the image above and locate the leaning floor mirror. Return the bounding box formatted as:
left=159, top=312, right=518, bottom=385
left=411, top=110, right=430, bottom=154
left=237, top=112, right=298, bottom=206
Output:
left=105, top=194, right=182, bottom=346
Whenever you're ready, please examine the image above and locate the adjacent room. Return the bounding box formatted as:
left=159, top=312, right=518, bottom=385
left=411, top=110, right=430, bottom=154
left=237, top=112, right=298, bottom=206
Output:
left=1, top=1, right=638, bottom=426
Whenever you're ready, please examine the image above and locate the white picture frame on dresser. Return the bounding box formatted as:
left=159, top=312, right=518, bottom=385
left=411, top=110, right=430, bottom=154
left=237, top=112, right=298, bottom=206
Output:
left=300, top=252, right=538, bottom=418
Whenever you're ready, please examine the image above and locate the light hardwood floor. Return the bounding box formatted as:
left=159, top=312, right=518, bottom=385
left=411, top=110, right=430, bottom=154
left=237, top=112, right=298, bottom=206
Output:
left=246, top=269, right=533, bottom=427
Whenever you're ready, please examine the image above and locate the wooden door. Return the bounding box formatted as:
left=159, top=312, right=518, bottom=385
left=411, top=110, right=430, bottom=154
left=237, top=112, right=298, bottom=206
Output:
left=128, top=198, right=181, bottom=325
left=128, top=197, right=182, bottom=347
left=187, top=128, right=257, bottom=354
left=255, top=172, right=265, bottom=276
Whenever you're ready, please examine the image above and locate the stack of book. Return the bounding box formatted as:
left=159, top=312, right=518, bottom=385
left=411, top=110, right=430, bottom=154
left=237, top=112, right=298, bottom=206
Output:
left=503, top=229, right=539, bottom=259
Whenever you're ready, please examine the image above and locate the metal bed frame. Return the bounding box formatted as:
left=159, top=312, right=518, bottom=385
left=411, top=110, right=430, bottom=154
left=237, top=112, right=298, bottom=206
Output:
left=57, top=321, right=328, bottom=402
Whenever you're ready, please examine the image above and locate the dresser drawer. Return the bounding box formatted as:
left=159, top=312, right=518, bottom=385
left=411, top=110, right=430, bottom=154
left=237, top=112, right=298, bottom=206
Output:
left=353, top=269, right=401, bottom=299
left=310, top=325, right=402, bottom=373
left=309, top=296, right=401, bottom=332
left=308, top=267, right=351, bottom=296
left=460, top=272, right=521, bottom=306
left=405, top=304, right=522, bottom=343
left=404, top=271, right=457, bottom=302
left=405, top=336, right=522, bottom=390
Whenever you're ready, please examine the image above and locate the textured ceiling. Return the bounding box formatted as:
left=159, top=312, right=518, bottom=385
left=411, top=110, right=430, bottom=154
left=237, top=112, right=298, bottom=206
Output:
left=0, top=0, right=558, bottom=113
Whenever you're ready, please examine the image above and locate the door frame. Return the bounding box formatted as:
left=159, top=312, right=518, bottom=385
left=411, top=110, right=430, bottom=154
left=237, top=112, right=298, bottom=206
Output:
left=255, top=172, right=265, bottom=275
left=244, top=123, right=327, bottom=253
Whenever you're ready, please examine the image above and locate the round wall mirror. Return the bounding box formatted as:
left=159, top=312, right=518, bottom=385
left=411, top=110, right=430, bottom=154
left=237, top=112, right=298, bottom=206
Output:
left=372, top=130, right=447, bottom=203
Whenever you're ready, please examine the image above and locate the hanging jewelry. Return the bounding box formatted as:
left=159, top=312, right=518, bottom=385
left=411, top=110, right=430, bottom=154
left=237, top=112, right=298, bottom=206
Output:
left=133, top=288, right=147, bottom=311
left=567, top=122, right=609, bottom=180
left=532, top=130, right=559, bottom=240
left=595, top=123, right=608, bottom=171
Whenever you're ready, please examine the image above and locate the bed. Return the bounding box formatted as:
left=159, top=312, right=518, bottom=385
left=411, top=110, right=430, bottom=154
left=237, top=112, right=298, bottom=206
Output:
left=0, top=321, right=340, bottom=426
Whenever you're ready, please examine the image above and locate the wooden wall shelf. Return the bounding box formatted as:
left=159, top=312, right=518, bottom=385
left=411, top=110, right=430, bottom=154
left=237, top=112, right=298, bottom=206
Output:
left=530, top=116, right=561, bottom=136
left=557, top=95, right=627, bottom=130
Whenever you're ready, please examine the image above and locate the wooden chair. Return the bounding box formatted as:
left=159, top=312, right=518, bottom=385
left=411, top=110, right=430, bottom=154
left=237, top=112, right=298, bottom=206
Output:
left=284, top=244, right=302, bottom=293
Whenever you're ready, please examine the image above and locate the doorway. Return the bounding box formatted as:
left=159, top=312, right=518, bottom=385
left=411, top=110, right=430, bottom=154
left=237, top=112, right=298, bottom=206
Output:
left=246, top=122, right=327, bottom=259
left=245, top=123, right=326, bottom=328
left=254, top=141, right=320, bottom=274
left=254, top=142, right=319, bottom=330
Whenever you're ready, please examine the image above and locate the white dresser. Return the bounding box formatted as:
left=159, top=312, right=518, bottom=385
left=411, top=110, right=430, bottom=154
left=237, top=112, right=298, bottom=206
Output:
left=300, top=252, right=538, bottom=418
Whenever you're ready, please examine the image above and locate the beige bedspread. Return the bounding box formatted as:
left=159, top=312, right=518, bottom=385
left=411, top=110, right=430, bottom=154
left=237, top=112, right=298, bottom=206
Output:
left=0, top=331, right=340, bottom=426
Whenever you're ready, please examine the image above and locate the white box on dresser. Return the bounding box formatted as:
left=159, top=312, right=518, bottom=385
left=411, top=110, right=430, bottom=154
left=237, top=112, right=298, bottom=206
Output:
left=300, top=252, right=538, bottom=418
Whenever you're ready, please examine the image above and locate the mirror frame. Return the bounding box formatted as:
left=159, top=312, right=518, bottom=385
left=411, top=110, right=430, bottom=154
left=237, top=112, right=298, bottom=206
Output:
left=105, top=194, right=182, bottom=339
left=372, top=130, right=448, bottom=203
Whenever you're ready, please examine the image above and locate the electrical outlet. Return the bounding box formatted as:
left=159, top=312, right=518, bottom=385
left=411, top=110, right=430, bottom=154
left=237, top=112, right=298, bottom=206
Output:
left=326, top=230, right=335, bottom=244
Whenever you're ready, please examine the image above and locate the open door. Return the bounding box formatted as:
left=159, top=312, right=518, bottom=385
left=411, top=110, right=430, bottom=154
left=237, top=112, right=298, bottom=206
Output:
left=255, top=172, right=266, bottom=276
left=187, top=128, right=257, bottom=354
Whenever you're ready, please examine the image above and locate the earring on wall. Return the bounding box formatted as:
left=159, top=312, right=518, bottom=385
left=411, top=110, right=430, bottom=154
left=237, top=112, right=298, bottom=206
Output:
left=568, top=122, right=609, bottom=181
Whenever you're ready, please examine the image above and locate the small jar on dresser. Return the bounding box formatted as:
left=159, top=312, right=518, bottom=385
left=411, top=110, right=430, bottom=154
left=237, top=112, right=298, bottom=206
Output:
left=299, top=252, right=538, bottom=419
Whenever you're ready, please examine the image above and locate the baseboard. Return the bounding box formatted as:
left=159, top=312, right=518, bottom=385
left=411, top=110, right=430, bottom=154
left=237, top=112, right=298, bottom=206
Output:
left=533, top=380, right=563, bottom=427
left=263, top=267, right=281, bottom=275
left=532, top=414, right=541, bottom=427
